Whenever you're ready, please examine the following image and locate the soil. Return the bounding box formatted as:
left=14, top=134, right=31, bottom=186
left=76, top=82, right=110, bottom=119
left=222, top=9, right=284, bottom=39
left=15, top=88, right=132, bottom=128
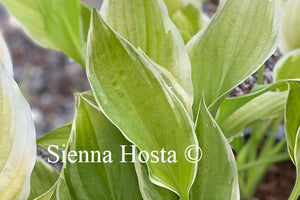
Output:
left=255, top=161, right=296, bottom=200
left=0, top=0, right=297, bottom=199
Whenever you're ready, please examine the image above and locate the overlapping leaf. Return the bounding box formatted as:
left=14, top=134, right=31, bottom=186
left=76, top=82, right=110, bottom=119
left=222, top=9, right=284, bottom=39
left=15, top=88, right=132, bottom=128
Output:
left=87, top=10, right=198, bottom=199
left=274, top=49, right=300, bottom=82
left=34, top=177, right=70, bottom=200
left=100, top=0, right=193, bottom=97
left=0, top=0, right=90, bottom=66
left=272, top=48, right=300, bottom=167
left=285, top=82, right=300, bottom=200
left=29, top=157, right=59, bottom=199
left=188, top=0, right=279, bottom=116
left=217, top=91, right=288, bottom=139
left=63, top=93, right=142, bottom=199
left=190, top=99, right=239, bottom=200
left=134, top=160, right=178, bottom=200
left=0, top=62, right=36, bottom=199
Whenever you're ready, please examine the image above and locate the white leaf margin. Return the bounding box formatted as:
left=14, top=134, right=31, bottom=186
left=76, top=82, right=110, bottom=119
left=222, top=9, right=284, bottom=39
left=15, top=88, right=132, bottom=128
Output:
left=0, top=32, right=13, bottom=75
left=0, top=62, right=36, bottom=199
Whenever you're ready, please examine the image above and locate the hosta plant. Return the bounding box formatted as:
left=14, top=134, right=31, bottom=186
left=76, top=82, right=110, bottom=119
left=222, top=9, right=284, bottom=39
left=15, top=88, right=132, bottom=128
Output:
left=0, top=0, right=300, bottom=200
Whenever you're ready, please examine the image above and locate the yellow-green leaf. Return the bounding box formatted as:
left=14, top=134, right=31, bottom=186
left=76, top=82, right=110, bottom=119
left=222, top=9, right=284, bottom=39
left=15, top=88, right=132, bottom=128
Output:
left=100, top=0, right=193, bottom=97
left=191, top=99, right=239, bottom=199
left=87, top=10, right=198, bottom=199
left=188, top=0, right=279, bottom=116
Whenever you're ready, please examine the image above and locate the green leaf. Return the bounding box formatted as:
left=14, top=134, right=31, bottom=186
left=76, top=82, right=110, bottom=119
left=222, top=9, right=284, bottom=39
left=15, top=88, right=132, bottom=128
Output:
left=217, top=83, right=286, bottom=125
left=134, top=159, right=179, bottom=200
left=37, top=122, right=72, bottom=152
left=0, top=0, right=90, bottom=66
left=279, top=0, right=300, bottom=53
left=56, top=177, right=72, bottom=200
left=217, top=91, right=288, bottom=139
left=87, top=10, right=198, bottom=199
left=63, top=93, right=142, bottom=199
left=0, top=62, right=36, bottom=199
left=80, top=4, right=92, bottom=42
left=187, top=0, right=279, bottom=116
left=29, top=157, right=59, bottom=199
left=274, top=49, right=300, bottom=82
left=100, top=0, right=193, bottom=97
left=34, top=180, right=59, bottom=200
left=34, top=177, right=71, bottom=200
left=190, top=99, right=239, bottom=199
left=216, top=80, right=300, bottom=140
left=285, top=82, right=300, bottom=199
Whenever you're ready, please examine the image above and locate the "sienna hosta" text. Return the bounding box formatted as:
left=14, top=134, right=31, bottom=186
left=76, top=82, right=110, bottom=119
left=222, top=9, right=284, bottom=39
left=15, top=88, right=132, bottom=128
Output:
left=47, top=144, right=179, bottom=164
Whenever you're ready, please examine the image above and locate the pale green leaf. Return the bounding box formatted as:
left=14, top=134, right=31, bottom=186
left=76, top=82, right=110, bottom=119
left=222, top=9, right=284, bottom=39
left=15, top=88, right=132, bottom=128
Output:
left=290, top=127, right=300, bottom=200
left=29, top=157, right=59, bottom=199
left=87, top=10, right=198, bottom=199
left=274, top=49, right=300, bottom=82
left=0, top=0, right=90, bottom=66
left=100, top=0, right=193, bottom=97
left=190, top=99, right=239, bottom=199
left=162, top=0, right=185, bottom=15
left=217, top=91, right=288, bottom=139
left=169, top=1, right=209, bottom=43
left=136, top=51, right=193, bottom=117
left=0, top=63, right=36, bottom=199
left=285, top=82, right=300, bottom=200
left=187, top=0, right=279, bottom=116
left=63, top=93, right=142, bottom=199
left=134, top=159, right=179, bottom=200
left=279, top=0, right=300, bottom=53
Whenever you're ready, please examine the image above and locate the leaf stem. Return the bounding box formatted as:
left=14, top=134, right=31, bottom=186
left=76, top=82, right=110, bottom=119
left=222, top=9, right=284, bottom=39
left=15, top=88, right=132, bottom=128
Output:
left=238, top=153, right=290, bottom=171
left=257, top=65, right=264, bottom=85
left=289, top=168, right=300, bottom=200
